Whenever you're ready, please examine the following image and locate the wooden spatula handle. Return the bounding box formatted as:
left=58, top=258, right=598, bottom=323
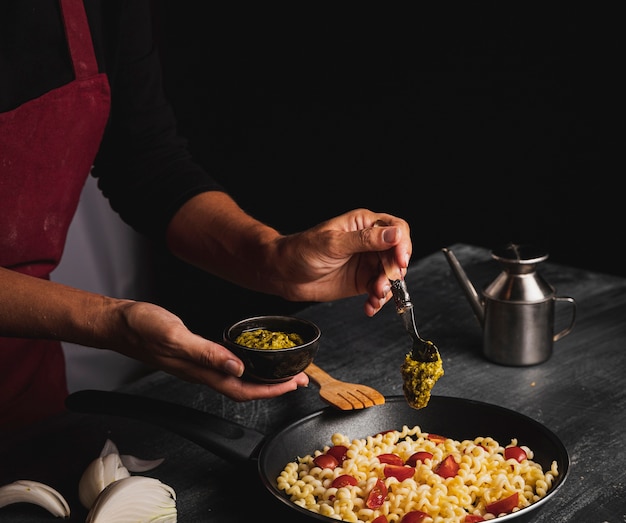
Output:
left=304, top=362, right=336, bottom=387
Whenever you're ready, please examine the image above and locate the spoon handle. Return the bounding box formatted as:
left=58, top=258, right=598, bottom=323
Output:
left=390, top=278, right=413, bottom=313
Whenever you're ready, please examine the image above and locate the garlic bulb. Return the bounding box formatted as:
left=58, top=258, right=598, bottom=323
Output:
left=86, top=476, right=176, bottom=523
left=0, top=479, right=70, bottom=518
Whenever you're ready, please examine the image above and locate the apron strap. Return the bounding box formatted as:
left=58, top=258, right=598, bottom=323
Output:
left=59, top=0, right=99, bottom=79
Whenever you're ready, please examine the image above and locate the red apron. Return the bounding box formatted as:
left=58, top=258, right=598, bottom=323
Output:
left=0, top=0, right=111, bottom=429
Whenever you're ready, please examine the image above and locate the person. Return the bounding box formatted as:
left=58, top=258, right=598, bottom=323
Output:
left=0, top=0, right=412, bottom=430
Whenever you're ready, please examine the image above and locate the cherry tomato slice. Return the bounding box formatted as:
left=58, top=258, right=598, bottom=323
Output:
left=313, top=453, right=339, bottom=470
left=331, top=474, right=358, bottom=488
left=504, top=446, right=527, bottom=463
left=406, top=451, right=433, bottom=467
left=365, top=479, right=388, bottom=509
left=486, top=492, right=519, bottom=515
left=464, top=515, right=486, bottom=522
left=372, top=516, right=388, bottom=523
left=435, top=455, right=459, bottom=478
left=327, top=445, right=349, bottom=463
left=378, top=453, right=404, bottom=466
left=384, top=464, right=415, bottom=481
left=401, top=510, right=430, bottom=522
left=427, top=433, right=447, bottom=444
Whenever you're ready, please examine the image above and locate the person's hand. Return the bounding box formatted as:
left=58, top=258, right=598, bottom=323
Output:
left=1, top=266, right=307, bottom=399
left=270, top=209, right=412, bottom=316
left=107, top=300, right=309, bottom=399
left=166, top=192, right=411, bottom=317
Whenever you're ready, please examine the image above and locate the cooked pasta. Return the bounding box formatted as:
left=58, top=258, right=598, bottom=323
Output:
left=276, top=426, right=558, bottom=523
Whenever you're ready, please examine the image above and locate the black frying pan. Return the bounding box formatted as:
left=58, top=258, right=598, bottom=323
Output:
left=65, top=391, right=569, bottom=523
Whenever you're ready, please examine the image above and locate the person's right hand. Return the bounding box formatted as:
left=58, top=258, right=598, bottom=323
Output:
left=1, top=267, right=307, bottom=401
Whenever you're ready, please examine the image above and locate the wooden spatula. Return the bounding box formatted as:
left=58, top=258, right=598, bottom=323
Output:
left=304, top=363, right=385, bottom=410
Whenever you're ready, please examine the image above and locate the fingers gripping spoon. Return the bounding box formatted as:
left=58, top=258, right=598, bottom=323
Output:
left=374, top=221, right=443, bottom=409
left=389, top=279, right=439, bottom=363
left=390, top=278, right=444, bottom=409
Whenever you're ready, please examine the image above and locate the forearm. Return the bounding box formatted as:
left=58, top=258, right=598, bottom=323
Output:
left=0, top=267, right=128, bottom=348
left=164, top=191, right=285, bottom=295
left=164, top=190, right=412, bottom=309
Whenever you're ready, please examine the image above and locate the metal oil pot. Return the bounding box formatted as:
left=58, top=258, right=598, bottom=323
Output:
left=442, top=244, right=576, bottom=366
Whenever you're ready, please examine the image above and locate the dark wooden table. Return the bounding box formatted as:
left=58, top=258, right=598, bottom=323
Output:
left=2, top=243, right=625, bottom=521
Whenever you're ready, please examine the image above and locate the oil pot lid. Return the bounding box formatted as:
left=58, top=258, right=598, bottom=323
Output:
left=486, top=244, right=554, bottom=302
left=491, top=244, right=549, bottom=266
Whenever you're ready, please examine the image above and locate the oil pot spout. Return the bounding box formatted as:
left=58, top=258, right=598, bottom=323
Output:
left=442, top=248, right=485, bottom=325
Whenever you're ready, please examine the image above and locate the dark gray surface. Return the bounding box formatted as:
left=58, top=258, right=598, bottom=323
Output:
left=1, top=243, right=625, bottom=521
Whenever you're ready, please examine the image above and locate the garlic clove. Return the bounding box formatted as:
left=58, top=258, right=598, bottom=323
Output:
left=99, top=438, right=120, bottom=457
left=100, top=438, right=165, bottom=471
left=79, top=452, right=130, bottom=509
left=0, top=479, right=70, bottom=518
left=86, top=475, right=176, bottom=523
left=120, top=454, right=165, bottom=473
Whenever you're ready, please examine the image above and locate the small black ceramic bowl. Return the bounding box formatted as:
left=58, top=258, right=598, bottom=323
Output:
left=223, top=315, right=321, bottom=383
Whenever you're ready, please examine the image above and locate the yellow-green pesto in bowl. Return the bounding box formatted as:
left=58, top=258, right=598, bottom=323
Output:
left=235, top=329, right=304, bottom=350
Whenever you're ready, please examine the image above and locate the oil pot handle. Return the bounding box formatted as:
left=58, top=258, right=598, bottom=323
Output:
left=554, top=296, right=576, bottom=342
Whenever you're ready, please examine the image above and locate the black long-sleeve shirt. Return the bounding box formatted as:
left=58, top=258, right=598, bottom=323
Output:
left=0, top=0, right=224, bottom=243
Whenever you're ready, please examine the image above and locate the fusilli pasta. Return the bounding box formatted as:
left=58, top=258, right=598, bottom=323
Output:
left=277, top=426, right=558, bottom=523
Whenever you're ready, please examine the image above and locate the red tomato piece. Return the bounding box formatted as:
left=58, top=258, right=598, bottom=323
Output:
left=327, top=445, right=349, bottom=463
left=504, top=446, right=527, bottom=463
left=486, top=492, right=519, bottom=515
left=435, top=455, right=459, bottom=478
left=401, top=510, right=430, bottom=522
left=372, top=516, right=388, bottom=523
left=313, top=453, right=339, bottom=470
left=365, top=479, right=388, bottom=509
left=378, top=453, right=404, bottom=466
left=427, top=433, right=447, bottom=444
left=464, top=515, right=486, bottom=522
left=406, top=451, right=433, bottom=467
left=384, top=464, right=415, bottom=481
left=331, top=474, right=358, bottom=488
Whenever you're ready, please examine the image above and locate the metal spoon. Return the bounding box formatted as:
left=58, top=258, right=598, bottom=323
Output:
left=388, top=278, right=440, bottom=363
left=373, top=220, right=440, bottom=362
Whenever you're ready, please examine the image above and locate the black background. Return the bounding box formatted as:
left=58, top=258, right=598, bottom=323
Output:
left=149, top=3, right=621, bottom=338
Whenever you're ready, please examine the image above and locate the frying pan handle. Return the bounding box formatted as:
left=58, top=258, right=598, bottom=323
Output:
left=65, top=390, right=265, bottom=462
